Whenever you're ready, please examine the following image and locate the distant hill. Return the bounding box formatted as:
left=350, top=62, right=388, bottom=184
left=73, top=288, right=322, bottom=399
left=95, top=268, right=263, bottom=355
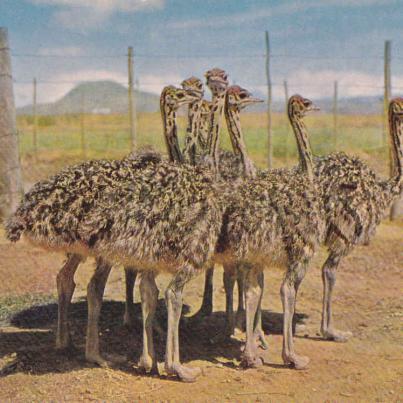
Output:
left=17, top=80, right=160, bottom=115
left=17, top=80, right=386, bottom=116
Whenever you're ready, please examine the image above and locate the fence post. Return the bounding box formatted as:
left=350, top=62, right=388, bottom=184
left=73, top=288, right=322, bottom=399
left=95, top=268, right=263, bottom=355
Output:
left=0, top=27, right=23, bottom=218
left=33, top=77, right=38, bottom=161
left=333, top=80, right=339, bottom=150
left=128, top=46, right=137, bottom=151
left=385, top=40, right=400, bottom=220
left=283, top=80, right=289, bottom=163
left=80, top=91, right=86, bottom=159
left=265, top=31, right=273, bottom=169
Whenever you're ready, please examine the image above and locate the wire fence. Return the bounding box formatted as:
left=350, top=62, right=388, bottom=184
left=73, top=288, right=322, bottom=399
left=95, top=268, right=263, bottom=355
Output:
left=6, top=43, right=403, bottom=215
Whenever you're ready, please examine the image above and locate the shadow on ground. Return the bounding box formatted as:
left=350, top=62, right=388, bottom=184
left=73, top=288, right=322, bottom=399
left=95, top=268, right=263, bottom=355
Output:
left=0, top=299, right=307, bottom=377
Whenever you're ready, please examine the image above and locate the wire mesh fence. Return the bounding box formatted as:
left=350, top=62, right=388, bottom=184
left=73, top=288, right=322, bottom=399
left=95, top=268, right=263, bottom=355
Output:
left=5, top=43, right=403, bottom=217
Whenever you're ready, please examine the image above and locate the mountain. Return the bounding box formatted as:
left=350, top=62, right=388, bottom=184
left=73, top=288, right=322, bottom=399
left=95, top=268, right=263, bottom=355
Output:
left=17, top=80, right=386, bottom=116
left=17, top=80, right=160, bottom=115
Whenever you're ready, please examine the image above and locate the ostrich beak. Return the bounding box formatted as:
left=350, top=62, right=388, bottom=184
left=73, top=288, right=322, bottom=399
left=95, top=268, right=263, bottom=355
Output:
left=308, top=104, right=320, bottom=112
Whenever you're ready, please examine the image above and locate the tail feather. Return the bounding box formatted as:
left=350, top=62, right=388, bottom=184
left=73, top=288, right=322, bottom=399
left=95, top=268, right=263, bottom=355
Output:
left=5, top=213, right=26, bottom=242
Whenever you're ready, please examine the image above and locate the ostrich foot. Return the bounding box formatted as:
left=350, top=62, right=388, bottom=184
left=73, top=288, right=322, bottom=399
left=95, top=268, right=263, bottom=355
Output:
left=254, top=328, right=269, bottom=350
left=138, top=355, right=159, bottom=376
left=86, top=352, right=126, bottom=368
left=86, top=352, right=112, bottom=368
left=165, top=363, right=201, bottom=383
left=322, top=328, right=353, bottom=343
left=241, top=345, right=264, bottom=368
left=282, top=352, right=309, bottom=370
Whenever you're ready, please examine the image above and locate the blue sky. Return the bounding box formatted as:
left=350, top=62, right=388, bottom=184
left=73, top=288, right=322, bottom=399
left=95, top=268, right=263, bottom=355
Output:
left=1, top=0, right=403, bottom=106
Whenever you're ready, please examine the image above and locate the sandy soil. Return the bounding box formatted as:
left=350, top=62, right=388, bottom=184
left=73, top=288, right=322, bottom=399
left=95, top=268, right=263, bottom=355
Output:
left=0, top=220, right=402, bottom=402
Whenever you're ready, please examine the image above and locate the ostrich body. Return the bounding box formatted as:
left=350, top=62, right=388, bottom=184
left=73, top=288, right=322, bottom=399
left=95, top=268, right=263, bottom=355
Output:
left=6, top=88, right=200, bottom=374
left=217, top=95, right=325, bottom=369
left=315, top=97, right=403, bottom=342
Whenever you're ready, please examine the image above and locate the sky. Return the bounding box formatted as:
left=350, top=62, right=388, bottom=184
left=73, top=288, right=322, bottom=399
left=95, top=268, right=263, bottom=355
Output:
left=1, top=0, right=403, bottom=107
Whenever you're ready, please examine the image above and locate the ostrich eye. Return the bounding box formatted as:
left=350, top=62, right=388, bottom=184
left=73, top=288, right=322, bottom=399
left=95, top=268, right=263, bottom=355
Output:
left=223, top=74, right=228, bottom=81
left=239, top=93, right=247, bottom=99
left=303, top=100, right=311, bottom=107
left=177, top=93, right=184, bottom=99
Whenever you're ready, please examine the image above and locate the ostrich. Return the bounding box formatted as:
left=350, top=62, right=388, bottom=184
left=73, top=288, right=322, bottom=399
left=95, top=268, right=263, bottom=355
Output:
left=315, top=97, right=403, bottom=342
left=217, top=95, right=324, bottom=369
left=181, top=75, right=262, bottom=338
left=6, top=87, right=198, bottom=368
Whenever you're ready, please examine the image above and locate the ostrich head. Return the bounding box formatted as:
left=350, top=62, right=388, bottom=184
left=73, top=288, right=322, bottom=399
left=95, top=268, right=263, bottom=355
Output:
left=226, top=85, right=263, bottom=111
left=162, top=85, right=199, bottom=110
left=205, top=68, right=229, bottom=95
left=181, top=76, right=204, bottom=99
left=389, top=97, right=403, bottom=117
left=288, top=94, right=319, bottom=119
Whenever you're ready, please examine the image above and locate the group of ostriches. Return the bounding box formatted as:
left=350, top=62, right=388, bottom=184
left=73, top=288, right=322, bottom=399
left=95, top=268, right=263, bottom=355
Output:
left=6, top=68, right=403, bottom=382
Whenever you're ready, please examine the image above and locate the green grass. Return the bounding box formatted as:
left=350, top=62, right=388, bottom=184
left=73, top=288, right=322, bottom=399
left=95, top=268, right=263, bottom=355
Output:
left=16, top=112, right=390, bottom=183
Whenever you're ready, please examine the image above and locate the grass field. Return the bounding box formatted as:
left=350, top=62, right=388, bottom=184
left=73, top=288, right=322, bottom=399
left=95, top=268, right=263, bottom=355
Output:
left=0, top=111, right=400, bottom=400
left=16, top=111, right=391, bottom=186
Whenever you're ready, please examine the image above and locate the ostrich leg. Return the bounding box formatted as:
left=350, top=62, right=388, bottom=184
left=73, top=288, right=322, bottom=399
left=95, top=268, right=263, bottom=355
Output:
left=123, top=267, right=138, bottom=328
left=241, top=269, right=264, bottom=368
left=56, top=253, right=82, bottom=349
left=321, top=252, right=353, bottom=342
left=281, top=262, right=309, bottom=370
left=138, top=271, right=159, bottom=375
left=165, top=265, right=202, bottom=382
left=191, top=265, right=214, bottom=319
left=234, top=267, right=246, bottom=334
left=85, top=258, right=113, bottom=367
left=253, top=272, right=268, bottom=350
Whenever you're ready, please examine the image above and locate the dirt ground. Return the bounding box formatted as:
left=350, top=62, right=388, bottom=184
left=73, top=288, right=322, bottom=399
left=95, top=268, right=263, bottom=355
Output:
left=0, top=220, right=402, bottom=402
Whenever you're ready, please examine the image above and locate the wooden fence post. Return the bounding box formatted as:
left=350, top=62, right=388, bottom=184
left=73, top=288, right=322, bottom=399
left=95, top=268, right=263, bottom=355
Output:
left=333, top=80, right=339, bottom=150
left=33, top=77, right=38, bottom=160
left=265, top=31, right=273, bottom=169
left=80, top=91, right=86, bottom=159
left=386, top=40, right=400, bottom=220
left=283, top=80, right=289, bottom=163
left=0, top=27, right=23, bottom=217
left=128, top=46, right=137, bottom=151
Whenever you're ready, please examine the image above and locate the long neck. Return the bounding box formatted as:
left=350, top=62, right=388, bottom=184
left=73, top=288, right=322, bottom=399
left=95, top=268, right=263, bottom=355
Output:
left=160, top=95, right=183, bottom=163
left=198, top=112, right=210, bottom=151
left=183, top=99, right=202, bottom=165
left=207, top=91, right=226, bottom=170
left=388, top=109, right=403, bottom=187
left=288, top=108, right=314, bottom=182
left=225, top=104, right=256, bottom=177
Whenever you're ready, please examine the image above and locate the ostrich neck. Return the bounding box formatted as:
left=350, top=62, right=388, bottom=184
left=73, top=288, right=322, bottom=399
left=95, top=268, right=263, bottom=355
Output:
left=160, top=101, right=183, bottom=163
left=225, top=106, right=256, bottom=177
left=207, top=92, right=226, bottom=168
left=388, top=113, right=403, bottom=186
left=289, top=113, right=314, bottom=182
left=183, top=99, right=203, bottom=165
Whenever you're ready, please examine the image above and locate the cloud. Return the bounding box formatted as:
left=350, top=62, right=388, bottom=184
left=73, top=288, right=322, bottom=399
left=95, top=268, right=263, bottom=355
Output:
left=168, top=0, right=398, bottom=30
left=30, top=0, right=165, bottom=30
left=138, top=73, right=184, bottom=94
left=250, top=69, right=403, bottom=100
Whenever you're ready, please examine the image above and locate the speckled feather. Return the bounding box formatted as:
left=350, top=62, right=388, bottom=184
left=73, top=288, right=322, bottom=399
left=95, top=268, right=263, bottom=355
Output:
left=7, top=155, right=224, bottom=273
left=315, top=151, right=400, bottom=255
